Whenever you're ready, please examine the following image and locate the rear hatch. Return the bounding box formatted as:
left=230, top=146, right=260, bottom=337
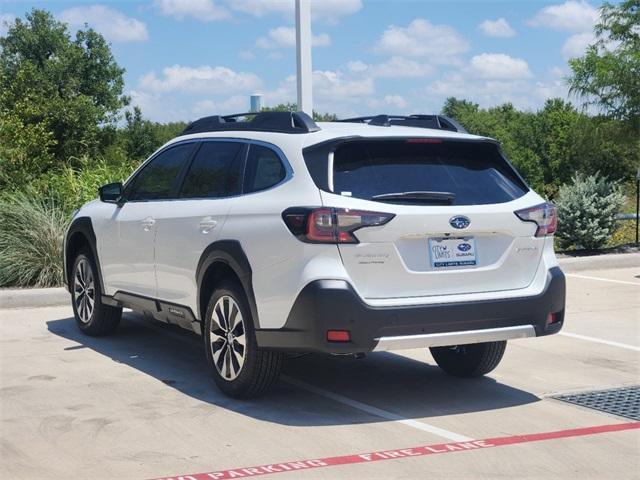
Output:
left=307, top=137, right=544, bottom=300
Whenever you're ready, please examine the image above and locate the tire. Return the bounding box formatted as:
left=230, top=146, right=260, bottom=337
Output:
left=204, top=281, right=284, bottom=398
left=430, top=341, right=506, bottom=377
left=71, top=250, right=122, bottom=336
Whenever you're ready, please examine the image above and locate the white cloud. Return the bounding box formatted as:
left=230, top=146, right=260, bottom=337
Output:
left=59, top=5, right=148, bottom=43
left=383, top=94, right=407, bottom=109
left=238, top=50, right=255, bottom=60
left=255, top=26, right=330, bottom=49
left=478, top=18, right=515, bottom=38
left=192, top=95, right=247, bottom=116
left=227, top=0, right=362, bottom=23
left=374, top=19, right=469, bottom=63
left=347, top=56, right=432, bottom=78
left=264, top=69, right=374, bottom=116
left=528, top=1, right=598, bottom=32
left=0, top=13, right=16, bottom=37
left=467, top=53, right=532, bottom=80
left=139, top=65, right=262, bottom=94
left=562, top=32, right=595, bottom=58
left=347, top=60, right=368, bottom=73
left=154, top=0, right=230, bottom=21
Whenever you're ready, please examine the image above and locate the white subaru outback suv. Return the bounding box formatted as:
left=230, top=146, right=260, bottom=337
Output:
left=64, top=112, right=565, bottom=398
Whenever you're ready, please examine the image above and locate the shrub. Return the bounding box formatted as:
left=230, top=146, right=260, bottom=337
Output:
left=31, top=153, right=139, bottom=214
left=556, top=173, right=626, bottom=250
left=0, top=190, right=70, bottom=287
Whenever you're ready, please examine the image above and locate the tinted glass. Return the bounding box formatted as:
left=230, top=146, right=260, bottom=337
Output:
left=180, top=142, right=243, bottom=198
left=332, top=140, right=527, bottom=206
left=128, top=144, right=194, bottom=201
left=243, top=144, right=286, bottom=193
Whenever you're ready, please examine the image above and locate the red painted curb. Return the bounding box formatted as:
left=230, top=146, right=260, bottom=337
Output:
left=153, top=422, right=640, bottom=480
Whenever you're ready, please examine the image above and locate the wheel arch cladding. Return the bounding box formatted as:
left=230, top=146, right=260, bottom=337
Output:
left=65, top=217, right=104, bottom=291
left=196, top=240, right=260, bottom=328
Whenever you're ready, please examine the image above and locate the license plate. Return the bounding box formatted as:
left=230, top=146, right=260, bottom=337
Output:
left=428, top=237, right=477, bottom=268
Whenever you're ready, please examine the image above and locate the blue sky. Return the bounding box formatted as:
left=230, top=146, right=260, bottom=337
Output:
left=0, top=0, right=607, bottom=122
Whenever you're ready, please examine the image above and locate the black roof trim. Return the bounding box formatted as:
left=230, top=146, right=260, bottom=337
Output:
left=335, top=114, right=468, bottom=133
left=181, top=111, right=320, bottom=135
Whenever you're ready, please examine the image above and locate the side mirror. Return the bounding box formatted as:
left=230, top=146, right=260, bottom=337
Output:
left=99, top=182, right=124, bottom=204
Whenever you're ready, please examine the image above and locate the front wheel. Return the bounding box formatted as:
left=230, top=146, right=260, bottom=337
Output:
left=430, top=341, right=506, bottom=377
left=71, top=250, right=121, bottom=336
left=204, top=282, right=283, bottom=398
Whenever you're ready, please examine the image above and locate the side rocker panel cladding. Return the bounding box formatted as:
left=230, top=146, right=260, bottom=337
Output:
left=64, top=217, right=104, bottom=292
left=196, top=240, right=259, bottom=328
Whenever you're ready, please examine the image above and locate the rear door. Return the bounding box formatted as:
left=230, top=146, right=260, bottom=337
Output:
left=316, top=138, right=543, bottom=300
left=154, top=140, right=246, bottom=309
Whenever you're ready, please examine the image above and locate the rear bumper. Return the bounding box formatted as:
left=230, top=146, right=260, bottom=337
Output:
left=255, top=267, right=565, bottom=354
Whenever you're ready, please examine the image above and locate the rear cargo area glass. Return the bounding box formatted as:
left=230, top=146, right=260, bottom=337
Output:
left=332, top=140, right=527, bottom=206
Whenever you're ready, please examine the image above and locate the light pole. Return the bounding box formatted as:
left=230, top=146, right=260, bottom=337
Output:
left=295, top=0, right=313, bottom=115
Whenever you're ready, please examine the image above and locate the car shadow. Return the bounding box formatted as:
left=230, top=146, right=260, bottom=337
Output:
left=47, top=312, right=539, bottom=427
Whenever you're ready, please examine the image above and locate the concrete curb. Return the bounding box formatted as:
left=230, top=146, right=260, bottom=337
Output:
left=558, top=252, right=640, bottom=273
left=0, top=252, right=638, bottom=309
left=0, top=287, right=69, bottom=309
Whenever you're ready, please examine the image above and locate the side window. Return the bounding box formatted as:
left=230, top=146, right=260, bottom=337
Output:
left=243, top=144, right=286, bottom=194
left=128, top=144, right=194, bottom=201
left=180, top=141, right=244, bottom=198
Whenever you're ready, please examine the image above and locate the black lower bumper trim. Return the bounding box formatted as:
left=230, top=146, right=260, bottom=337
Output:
left=255, top=267, right=565, bottom=354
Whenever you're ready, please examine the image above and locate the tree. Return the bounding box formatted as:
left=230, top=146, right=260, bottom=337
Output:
left=121, top=107, right=187, bottom=161
left=123, top=107, right=157, bottom=161
left=567, top=0, right=640, bottom=126
left=261, top=102, right=338, bottom=122
left=0, top=9, right=128, bottom=186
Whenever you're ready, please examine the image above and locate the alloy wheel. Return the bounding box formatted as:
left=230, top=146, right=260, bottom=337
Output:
left=74, top=259, right=95, bottom=324
left=209, top=295, right=246, bottom=381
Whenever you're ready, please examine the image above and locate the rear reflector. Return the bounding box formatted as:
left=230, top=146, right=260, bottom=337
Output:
left=546, top=312, right=560, bottom=326
left=515, top=202, right=557, bottom=237
left=327, top=330, right=351, bottom=342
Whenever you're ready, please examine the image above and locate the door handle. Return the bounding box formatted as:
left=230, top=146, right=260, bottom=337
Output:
left=198, top=217, right=218, bottom=234
left=141, top=217, right=156, bottom=231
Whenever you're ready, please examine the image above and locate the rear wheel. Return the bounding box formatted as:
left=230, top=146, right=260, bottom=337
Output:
left=71, top=251, right=121, bottom=336
left=430, top=341, right=506, bottom=377
left=204, top=282, right=283, bottom=398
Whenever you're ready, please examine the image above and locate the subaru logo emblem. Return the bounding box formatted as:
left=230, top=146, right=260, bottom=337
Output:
left=450, top=216, right=470, bottom=229
left=457, top=243, right=472, bottom=252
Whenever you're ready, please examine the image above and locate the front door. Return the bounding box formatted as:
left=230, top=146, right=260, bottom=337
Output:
left=98, top=142, right=196, bottom=298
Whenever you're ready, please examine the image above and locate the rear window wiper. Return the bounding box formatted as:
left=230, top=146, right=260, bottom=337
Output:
left=370, top=191, right=456, bottom=203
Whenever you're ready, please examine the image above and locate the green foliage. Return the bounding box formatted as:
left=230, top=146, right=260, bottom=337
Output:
left=0, top=9, right=128, bottom=187
left=608, top=218, right=637, bottom=246
left=555, top=173, right=626, bottom=250
left=261, top=102, right=338, bottom=121
left=122, top=106, right=187, bottom=161
left=0, top=191, right=70, bottom=287
left=567, top=0, right=640, bottom=126
left=442, top=97, right=638, bottom=196
left=31, top=154, right=140, bottom=215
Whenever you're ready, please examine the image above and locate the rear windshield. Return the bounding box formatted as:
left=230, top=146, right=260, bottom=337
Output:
left=330, top=139, right=528, bottom=206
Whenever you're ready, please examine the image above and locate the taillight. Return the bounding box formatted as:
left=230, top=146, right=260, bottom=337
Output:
left=515, top=202, right=557, bottom=237
left=282, top=207, right=394, bottom=244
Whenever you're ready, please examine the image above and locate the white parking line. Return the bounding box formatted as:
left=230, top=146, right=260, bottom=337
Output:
left=566, top=273, right=640, bottom=286
left=282, top=375, right=473, bottom=442
left=559, top=332, right=640, bottom=352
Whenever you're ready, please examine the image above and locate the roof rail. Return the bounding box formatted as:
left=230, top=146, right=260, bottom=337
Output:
left=181, top=111, right=320, bottom=136
left=335, top=114, right=468, bottom=133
